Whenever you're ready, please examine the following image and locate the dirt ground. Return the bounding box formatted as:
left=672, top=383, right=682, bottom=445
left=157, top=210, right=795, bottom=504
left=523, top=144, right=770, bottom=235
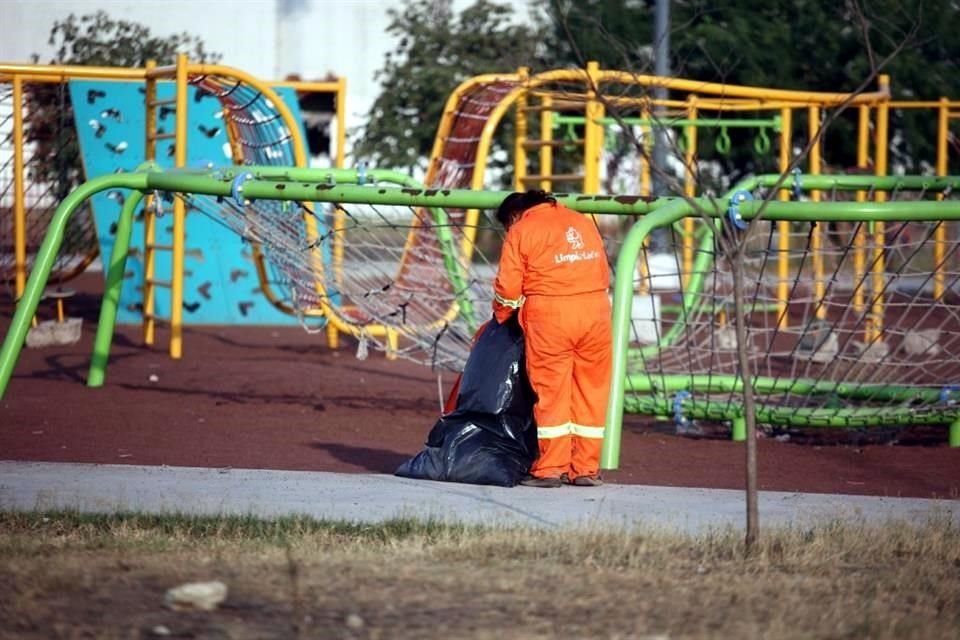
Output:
left=3, top=514, right=958, bottom=640
left=1, top=273, right=958, bottom=500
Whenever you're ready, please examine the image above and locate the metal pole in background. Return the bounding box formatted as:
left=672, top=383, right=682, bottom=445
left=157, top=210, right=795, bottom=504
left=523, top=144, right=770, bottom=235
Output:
left=651, top=0, right=671, bottom=251
left=652, top=0, right=671, bottom=196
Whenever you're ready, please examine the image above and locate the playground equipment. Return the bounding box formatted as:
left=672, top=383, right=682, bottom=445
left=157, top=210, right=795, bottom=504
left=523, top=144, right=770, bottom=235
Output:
left=0, top=166, right=656, bottom=392
left=1, top=74, right=98, bottom=293
left=8, top=60, right=957, bottom=363
left=605, top=174, right=960, bottom=462
left=2, top=168, right=960, bottom=454
left=430, top=62, right=894, bottom=195
left=429, top=64, right=960, bottom=299
left=1, top=58, right=347, bottom=349
left=4, top=61, right=960, bottom=456
left=440, top=63, right=957, bottom=196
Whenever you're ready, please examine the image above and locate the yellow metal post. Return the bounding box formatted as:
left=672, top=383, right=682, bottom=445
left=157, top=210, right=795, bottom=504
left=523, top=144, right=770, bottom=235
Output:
left=683, top=96, right=698, bottom=289
left=12, top=76, right=26, bottom=299
left=539, top=94, right=553, bottom=192
left=170, top=53, right=188, bottom=359
left=869, top=77, right=890, bottom=343
left=143, top=60, right=158, bottom=346
left=636, top=105, right=652, bottom=297
left=852, top=105, right=870, bottom=315
left=639, top=105, right=651, bottom=197
left=934, top=97, right=949, bottom=299
left=582, top=61, right=604, bottom=194
left=776, top=107, right=792, bottom=327
left=327, top=76, right=348, bottom=351
left=683, top=95, right=698, bottom=198
left=808, top=105, right=825, bottom=320
left=513, top=67, right=529, bottom=192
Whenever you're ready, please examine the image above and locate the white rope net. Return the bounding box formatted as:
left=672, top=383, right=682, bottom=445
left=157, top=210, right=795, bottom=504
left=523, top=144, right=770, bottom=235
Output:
left=164, top=72, right=960, bottom=435
left=0, top=80, right=98, bottom=290
left=628, top=185, right=960, bottom=428
left=181, top=188, right=501, bottom=371
left=176, top=76, right=519, bottom=370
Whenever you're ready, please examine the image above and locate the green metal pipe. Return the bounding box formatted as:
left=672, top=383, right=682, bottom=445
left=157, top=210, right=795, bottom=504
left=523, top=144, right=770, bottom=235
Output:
left=554, top=113, right=783, bottom=129
left=623, top=373, right=947, bottom=404
left=161, top=166, right=487, bottom=328
left=150, top=169, right=960, bottom=211
left=0, top=173, right=150, bottom=400
left=143, top=171, right=671, bottom=216
left=434, top=210, right=477, bottom=331
left=172, top=167, right=483, bottom=330
left=143, top=171, right=674, bottom=334
left=634, top=212, right=724, bottom=358
left=200, top=166, right=426, bottom=188
left=88, top=190, right=145, bottom=388
left=632, top=184, right=754, bottom=359
left=624, top=395, right=960, bottom=428
left=600, top=173, right=960, bottom=468
left=601, top=199, right=692, bottom=470
left=732, top=416, right=746, bottom=441
left=736, top=200, right=960, bottom=222
left=145, top=172, right=960, bottom=220
left=752, top=173, right=960, bottom=193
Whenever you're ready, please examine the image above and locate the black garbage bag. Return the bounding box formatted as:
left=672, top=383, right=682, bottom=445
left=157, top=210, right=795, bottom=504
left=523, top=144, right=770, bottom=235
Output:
left=395, top=315, right=538, bottom=486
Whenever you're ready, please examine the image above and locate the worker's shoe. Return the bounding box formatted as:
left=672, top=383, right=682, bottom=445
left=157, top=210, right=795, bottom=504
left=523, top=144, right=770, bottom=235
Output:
left=519, top=475, right=563, bottom=488
left=571, top=475, right=604, bottom=487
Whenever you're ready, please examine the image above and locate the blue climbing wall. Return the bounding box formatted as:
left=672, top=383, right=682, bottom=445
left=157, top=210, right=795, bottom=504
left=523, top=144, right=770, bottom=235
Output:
left=70, top=80, right=313, bottom=325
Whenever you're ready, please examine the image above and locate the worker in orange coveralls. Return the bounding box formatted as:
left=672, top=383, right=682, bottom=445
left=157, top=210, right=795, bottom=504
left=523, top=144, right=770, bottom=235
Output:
left=493, top=190, right=612, bottom=488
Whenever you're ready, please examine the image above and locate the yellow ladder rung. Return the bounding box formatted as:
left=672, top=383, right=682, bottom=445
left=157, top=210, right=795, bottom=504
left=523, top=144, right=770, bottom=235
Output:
left=147, top=97, right=177, bottom=107
left=146, top=244, right=174, bottom=251
left=141, top=312, right=169, bottom=322
left=520, top=104, right=556, bottom=113
left=519, top=174, right=583, bottom=183
left=522, top=139, right=583, bottom=149
left=153, top=133, right=176, bottom=141
left=145, top=279, right=172, bottom=288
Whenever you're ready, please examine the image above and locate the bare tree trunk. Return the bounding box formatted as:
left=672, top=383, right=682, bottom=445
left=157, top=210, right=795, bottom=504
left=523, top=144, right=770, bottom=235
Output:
left=730, top=252, right=759, bottom=550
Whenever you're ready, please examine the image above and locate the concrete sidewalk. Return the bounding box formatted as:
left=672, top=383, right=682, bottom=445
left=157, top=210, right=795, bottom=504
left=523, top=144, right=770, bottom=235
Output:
left=1, top=461, right=956, bottom=533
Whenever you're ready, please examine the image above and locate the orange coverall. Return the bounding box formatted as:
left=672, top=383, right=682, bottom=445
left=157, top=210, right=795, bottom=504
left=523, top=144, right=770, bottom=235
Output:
left=492, top=202, right=612, bottom=481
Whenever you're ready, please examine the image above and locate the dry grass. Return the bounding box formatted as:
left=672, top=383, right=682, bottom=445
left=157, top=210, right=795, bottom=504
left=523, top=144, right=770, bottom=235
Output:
left=1, top=511, right=958, bottom=639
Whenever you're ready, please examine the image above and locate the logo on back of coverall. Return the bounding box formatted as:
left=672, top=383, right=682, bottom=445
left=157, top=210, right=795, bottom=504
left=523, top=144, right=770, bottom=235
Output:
left=555, top=225, right=598, bottom=264
left=565, top=226, right=584, bottom=249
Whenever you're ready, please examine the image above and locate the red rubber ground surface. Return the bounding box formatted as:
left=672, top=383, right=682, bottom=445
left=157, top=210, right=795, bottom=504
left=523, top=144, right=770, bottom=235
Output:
left=2, top=274, right=958, bottom=500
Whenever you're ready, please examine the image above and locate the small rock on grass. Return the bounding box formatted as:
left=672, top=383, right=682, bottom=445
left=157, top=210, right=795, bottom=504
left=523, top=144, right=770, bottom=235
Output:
left=164, top=580, right=228, bottom=611
left=345, top=613, right=365, bottom=629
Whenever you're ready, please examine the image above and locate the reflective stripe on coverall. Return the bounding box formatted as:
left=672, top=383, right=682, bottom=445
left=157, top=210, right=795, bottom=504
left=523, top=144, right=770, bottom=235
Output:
left=492, top=202, right=612, bottom=481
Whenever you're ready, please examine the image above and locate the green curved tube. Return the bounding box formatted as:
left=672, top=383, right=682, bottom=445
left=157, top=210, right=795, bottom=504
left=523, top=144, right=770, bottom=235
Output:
left=625, top=373, right=948, bottom=404
left=625, top=395, right=959, bottom=428
left=0, top=173, right=149, bottom=399
left=88, top=190, right=146, bottom=387
left=601, top=199, right=692, bottom=469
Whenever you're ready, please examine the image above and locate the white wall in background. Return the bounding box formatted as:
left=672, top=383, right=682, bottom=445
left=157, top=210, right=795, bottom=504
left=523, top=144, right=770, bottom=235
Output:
left=2, top=0, right=535, bottom=159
